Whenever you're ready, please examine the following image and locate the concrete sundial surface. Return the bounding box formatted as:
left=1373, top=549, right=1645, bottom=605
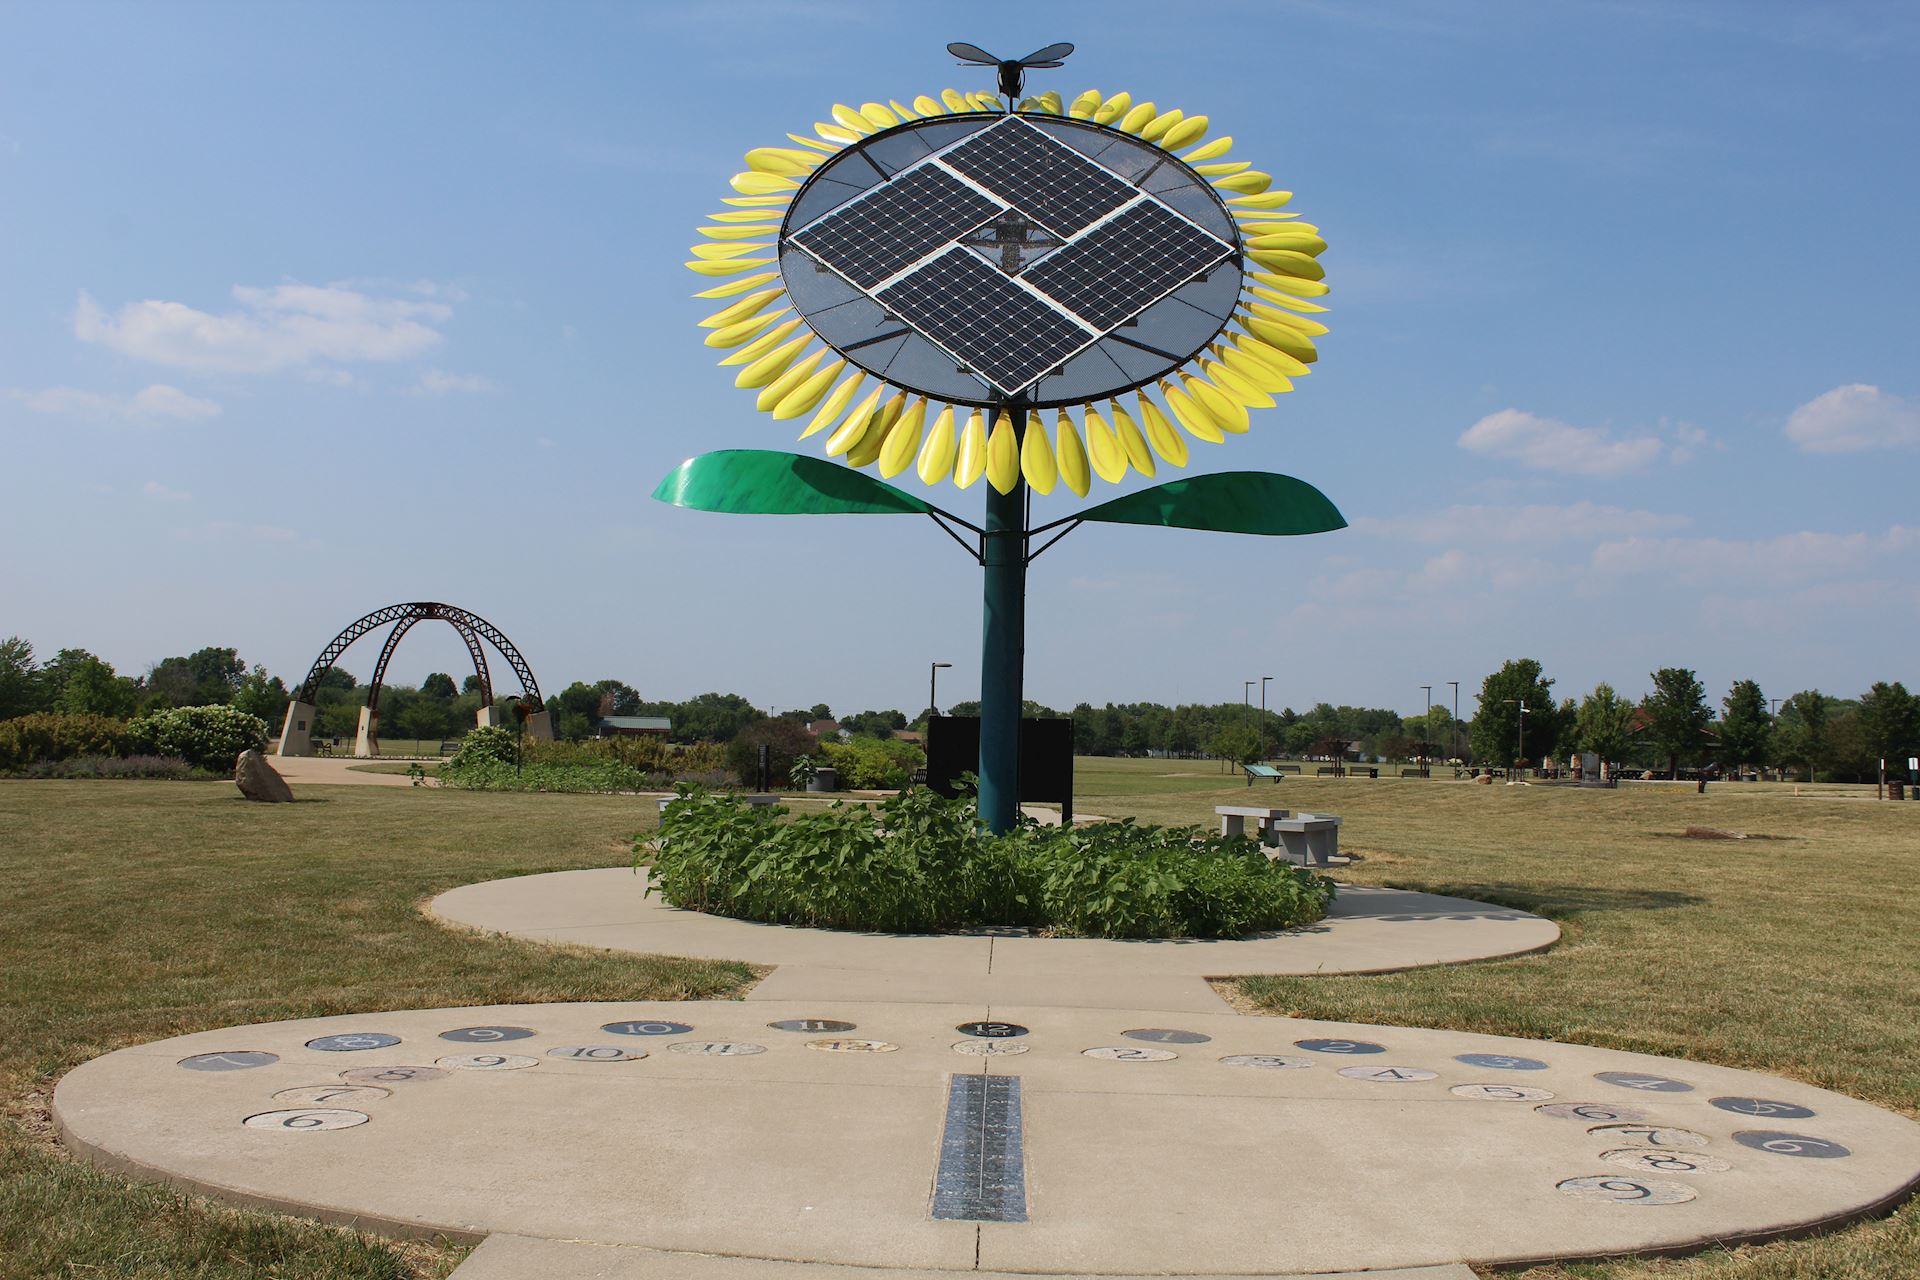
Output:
left=52, top=874, right=1920, bottom=1277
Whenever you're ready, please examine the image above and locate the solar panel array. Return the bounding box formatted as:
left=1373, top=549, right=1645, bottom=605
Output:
left=784, top=116, right=1233, bottom=396
left=876, top=248, right=1093, bottom=396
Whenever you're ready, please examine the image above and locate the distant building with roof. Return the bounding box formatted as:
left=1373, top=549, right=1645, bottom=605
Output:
left=595, top=716, right=672, bottom=738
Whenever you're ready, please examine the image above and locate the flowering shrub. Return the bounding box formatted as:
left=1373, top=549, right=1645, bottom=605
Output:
left=0, top=712, right=130, bottom=769
left=126, top=705, right=267, bottom=770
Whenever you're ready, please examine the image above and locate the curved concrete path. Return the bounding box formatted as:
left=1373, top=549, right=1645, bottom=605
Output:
left=56, top=1000, right=1920, bottom=1278
left=429, top=869, right=1561, bottom=1012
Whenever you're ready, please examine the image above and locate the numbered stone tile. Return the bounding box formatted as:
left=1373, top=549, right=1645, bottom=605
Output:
left=1733, top=1130, right=1852, bottom=1159
left=956, top=1021, right=1028, bottom=1039
left=1122, top=1028, right=1211, bottom=1044
left=768, top=1018, right=856, bottom=1033
left=304, top=1033, right=401, bottom=1053
left=601, top=1020, right=692, bottom=1037
left=1602, top=1148, right=1732, bottom=1174
left=1535, top=1102, right=1649, bottom=1123
left=1556, top=1175, right=1697, bottom=1205
left=1083, top=1046, right=1178, bottom=1062
left=1339, top=1065, right=1438, bottom=1083
left=1712, top=1096, right=1816, bottom=1119
left=178, top=1051, right=277, bottom=1072
left=546, top=1044, right=644, bottom=1062
left=1455, top=1052, right=1548, bottom=1071
left=667, top=1041, right=766, bottom=1056
left=807, top=1038, right=898, bottom=1053
left=1451, top=1083, right=1555, bottom=1102
left=437, top=1053, right=538, bottom=1071
left=1294, top=1038, right=1385, bottom=1055
left=438, top=1026, right=536, bottom=1044
left=340, top=1065, right=448, bottom=1085
left=1594, top=1070, right=1693, bottom=1093
left=272, top=1084, right=392, bottom=1106
left=243, top=1108, right=370, bottom=1132
left=1220, top=1054, right=1314, bottom=1071
left=1589, top=1123, right=1710, bottom=1149
left=953, top=1040, right=1029, bottom=1057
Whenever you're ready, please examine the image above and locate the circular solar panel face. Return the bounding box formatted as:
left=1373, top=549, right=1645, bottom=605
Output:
left=781, top=112, right=1241, bottom=410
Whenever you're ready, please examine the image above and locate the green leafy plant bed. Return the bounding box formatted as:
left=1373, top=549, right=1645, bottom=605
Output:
left=646, top=786, right=1335, bottom=940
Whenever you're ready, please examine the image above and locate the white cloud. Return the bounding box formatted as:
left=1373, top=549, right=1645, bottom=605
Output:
left=6, top=383, right=221, bottom=423
left=410, top=368, right=497, bottom=397
left=74, top=282, right=449, bottom=374
left=1591, top=525, right=1920, bottom=584
left=1458, top=408, right=1664, bottom=476
left=1352, top=500, right=1689, bottom=545
left=1784, top=384, right=1920, bottom=453
left=143, top=480, right=191, bottom=503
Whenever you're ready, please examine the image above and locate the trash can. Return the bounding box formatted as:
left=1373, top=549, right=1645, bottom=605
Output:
left=808, top=767, right=838, bottom=793
left=1891, top=780, right=1905, bottom=801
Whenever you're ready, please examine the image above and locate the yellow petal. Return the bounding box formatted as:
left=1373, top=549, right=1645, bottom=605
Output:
left=1160, top=114, right=1208, bottom=150
left=1068, top=89, right=1102, bottom=119
left=1186, top=373, right=1249, bottom=433
left=786, top=132, right=840, bottom=153
left=720, top=317, right=804, bottom=366
left=1083, top=404, right=1126, bottom=483
left=845, top=392, right=904, bottom=468
left=1229, top=332, right=1311, bottom=378
left=830, top=104, right=874, bottom=135
left=941, top=88, right=971, bottom=113
left=798, top=369, right=865, bottom=438
left=745, top=147, right=819, bottom=177
left=755, top=349, right=825, bottom=412
left=966, top=92, right=999, bottom=112
left=1219, top=343, right=1295, bottom=393
left=1093, top=91, right=1131, bottom=124
left=690, top=241, right=768, bottom=259
left=1248, top=285, right=1331, bottom=314
left=1247, top=301, right=1330, bottom=335
left=1054, top=411, right=1090, bottom=496
left=705, top=306, right=793, bottom=348
left=1243, top=316, right=1319, bottom=362
left=707, top=209, right=787, bottom=222
left=824, top=386, right=887, bottom=456
left=859, top=101, right=898, bottom=129
left=1159, top=379, right=1224, bottom=443
left=699, top=286, right=783, bottom=328
left=1137, top=396, right=1189, bottom=466
left=954, top=409, right=988, bottom=488
left=776, top=359, right=849, bottom=422
left=1213, top=170, right=1273, bottom=195
left=917, top=406, right=958, bottom=484
left=1247, top=232, right=1328, bottom=256
left=912, top=95, right=945, bottom=117
left=815, top=121, right=861, bottom=143
left=735, top=334, right=810, bottom=389
left=1249, top=270, right=1331, bottom=298
left=888, top=99, right=918, bottom=121
left=1226, top=190, right=1294, bottom=209
left=1119, top=101, right=1157, bottom=134
left=693, top=270, right=779, bottom=299
left=986, top=413, right=1019, bottom=494
left=1182, top=135, right=1233, bottom=162
left=1238, top=220, right=1317, bottom=236
left=1248, top=249, right=1326, bottom=281
left=685, top=257, right=775, bottom=276
left=879, top=398, right=927, bottom=477
left=721, top=194, right=791, bottom=207
left=1038, top=90, right=1063, bottom=114
left=1139, top=107, right=1183, bottom=142
left=1020, top=412, right=1058, bottom=495
left=1201, top=358, right=1273, bottom=408
left=730, top=171, right=800, bottom=196
left=698, top=223, right=780, bottom=241
left=1110, top=400, right=1157, bottom=474
left=1195, top=161, right=1251, bottom=177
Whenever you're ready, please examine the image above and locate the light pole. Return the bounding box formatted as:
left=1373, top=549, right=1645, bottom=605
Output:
left=1260, top=675, right=1273, bottom=763
left=1420, top=685, right=1432, bottom=776
left=1504, top=698, right=1529, bottom=778
left=929, top=662, right=952, bottom=724
left=1447, top=680, right=1459, bottom=765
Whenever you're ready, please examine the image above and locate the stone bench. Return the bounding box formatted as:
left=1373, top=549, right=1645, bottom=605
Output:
left=1271, top=813, right=1343, bottom=867
left=1216, top=805, right=1290, bottom=847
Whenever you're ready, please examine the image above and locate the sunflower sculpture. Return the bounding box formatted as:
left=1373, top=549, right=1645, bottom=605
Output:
left=685, top=82, right=1328, bottom=497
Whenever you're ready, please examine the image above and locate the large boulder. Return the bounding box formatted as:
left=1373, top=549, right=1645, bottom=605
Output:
left=234, top=749, right=295, bottom=803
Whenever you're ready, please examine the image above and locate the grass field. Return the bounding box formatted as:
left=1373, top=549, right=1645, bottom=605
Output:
left=3, top=765, right=1918, bottom=1278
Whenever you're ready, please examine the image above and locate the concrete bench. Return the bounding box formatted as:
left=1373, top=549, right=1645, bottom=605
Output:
left=1216, top=805, right=1290, bottom=847
left=1271, top=813, right=1342, bottom=867
left=1242, top=763, right=1284, bottom=786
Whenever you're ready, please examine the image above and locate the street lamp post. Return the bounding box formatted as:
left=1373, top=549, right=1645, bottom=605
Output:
left=1260, top=675, right=1273, bottom=763
left=1447, top=680, right=1459, bottom=765
left=1420, top=685, right=1432, bottom=777
left=1504, top=698, right=1529, bottom=778
left=929, top=662, right=952, bottom=723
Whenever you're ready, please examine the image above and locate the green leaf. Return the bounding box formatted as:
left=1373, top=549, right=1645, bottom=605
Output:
left=1075, top=471, right=1346, bottom=537
left=652, top=450, right=935, bottom=518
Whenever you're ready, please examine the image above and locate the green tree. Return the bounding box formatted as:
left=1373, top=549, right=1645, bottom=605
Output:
left=670, top=691, right=765, bottom=743
left=1857, top=681, right=1920, bottom=777
left=231, top=665, right=290, bottom=724
left=1773, top=690, right=1832, bottom=782
left=0, top=636, right=49, bottom=719
left=1575, top=683, right=1635, bottom=772
left=1470, top=659, right=1558, bottom=767
left=420, top=672, right=458, bottom=700
left=1717, top=680, right=1771, bottom=775
left=44, top=648, right=140, bottom=718
left=1641, top=668, right=1713, bottom=778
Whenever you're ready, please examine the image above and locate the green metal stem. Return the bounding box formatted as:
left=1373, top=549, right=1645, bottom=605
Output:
left=978, top=472, right=1027, bottom=834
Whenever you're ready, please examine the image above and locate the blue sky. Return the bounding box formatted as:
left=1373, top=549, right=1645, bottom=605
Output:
left=3, top=0, right=1916, bottom=722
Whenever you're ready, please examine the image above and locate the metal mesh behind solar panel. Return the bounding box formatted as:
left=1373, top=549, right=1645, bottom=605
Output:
left=941, top=119, right=1138, bottom=238
left=1023, top=202, right=1232, bottom=331
left=878, top=248, right=1093, bottom=396
left=790, top=168, right=1006, bottom=290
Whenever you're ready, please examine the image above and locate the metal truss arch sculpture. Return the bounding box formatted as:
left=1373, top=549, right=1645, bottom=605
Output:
left=277, top=602, right=550, bottom=758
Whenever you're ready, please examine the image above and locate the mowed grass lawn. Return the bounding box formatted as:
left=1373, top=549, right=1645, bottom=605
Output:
left=3, top=765, right=1919, bottom=1279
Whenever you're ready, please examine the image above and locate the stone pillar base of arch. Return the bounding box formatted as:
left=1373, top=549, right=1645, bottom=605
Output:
left=476, top=704, right=505, bottom=730
left=355, top=706, right=380, bottom=758
left=276, top=702, right=318, bottom=757
left=522, top=710, right=554, bottom=742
